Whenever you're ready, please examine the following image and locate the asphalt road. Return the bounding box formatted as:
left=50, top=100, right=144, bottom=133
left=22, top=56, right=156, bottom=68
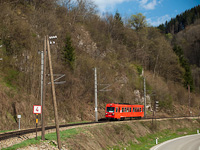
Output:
left=150, top=134, right=200, bottom=150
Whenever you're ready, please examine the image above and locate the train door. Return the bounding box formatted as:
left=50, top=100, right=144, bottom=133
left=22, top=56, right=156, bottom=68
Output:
left=116, top=107, right=118, bottom=113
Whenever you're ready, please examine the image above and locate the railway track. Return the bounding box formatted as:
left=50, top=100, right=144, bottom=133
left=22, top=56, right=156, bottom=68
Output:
left=0, top=116, right=198, bottom=141
left=0, top=121, right=104, bottom=141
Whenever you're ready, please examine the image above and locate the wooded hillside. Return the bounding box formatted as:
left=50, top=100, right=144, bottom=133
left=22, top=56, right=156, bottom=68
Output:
left=158, top=5, right=200, bottom=34
left=0, top=0, right=199, bottom=129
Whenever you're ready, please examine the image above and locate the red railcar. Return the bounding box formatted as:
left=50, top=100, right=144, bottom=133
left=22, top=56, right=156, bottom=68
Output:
left=105, top=103, right=144, bottom=120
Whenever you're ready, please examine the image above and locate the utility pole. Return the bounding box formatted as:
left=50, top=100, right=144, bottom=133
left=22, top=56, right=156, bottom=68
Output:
left=41, top=36, right=47, bottom=141
left=188, top=85, right=191, bottom=116
left=94, top=67, right=98, bottom=122
left=144, top=77, right=146, bottom=118
left=41, top=50, right=44, bottom=108
left=47, top=36, right=61, bottom=149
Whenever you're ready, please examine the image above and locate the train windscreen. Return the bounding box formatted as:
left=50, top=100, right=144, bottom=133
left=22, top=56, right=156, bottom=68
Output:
left=107, top=107, right=114, bottom=112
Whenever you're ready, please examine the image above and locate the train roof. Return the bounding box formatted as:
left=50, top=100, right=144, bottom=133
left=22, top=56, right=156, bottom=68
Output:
left=106, top=103, right=144, bottom=106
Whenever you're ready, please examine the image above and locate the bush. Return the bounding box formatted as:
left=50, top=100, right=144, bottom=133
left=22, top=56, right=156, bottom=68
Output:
left=4, top=68, right=20, bottom=88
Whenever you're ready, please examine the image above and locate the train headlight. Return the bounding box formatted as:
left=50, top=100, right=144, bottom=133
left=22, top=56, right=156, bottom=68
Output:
left=112, top=113, right=114, bottom=116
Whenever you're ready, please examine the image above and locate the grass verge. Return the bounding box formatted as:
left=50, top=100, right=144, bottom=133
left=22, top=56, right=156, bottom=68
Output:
left=0, top=130, right=14, bottom=133
left=2, top=128, right=82, bottom=150
left=109, top=128, right=198, bottom=150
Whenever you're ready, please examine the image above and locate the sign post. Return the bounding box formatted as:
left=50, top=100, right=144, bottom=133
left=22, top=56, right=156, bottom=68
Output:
left=33, top=105, right=42, bottom=140
left=17, top=115, right=21, bottom=130
left=36, top=114, right=38, bottom=140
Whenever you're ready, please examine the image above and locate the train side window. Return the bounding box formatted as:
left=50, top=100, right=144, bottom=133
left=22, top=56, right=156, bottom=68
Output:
left=133, top=107, right=134, bottom=112
left=116, top=107, right=118, bottom=112
left=125, top=107, right=126, bottom=112
left=140, top=108, right=141, bottom=112
left=130, top=108, right=131, bottom=112
left=122, top=108, right=124, bottom=112
left=127, top=107, right=129, bottom=112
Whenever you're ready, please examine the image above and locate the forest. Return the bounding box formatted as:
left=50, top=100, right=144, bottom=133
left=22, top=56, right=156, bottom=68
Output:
left=0, top=0, right=200, bottom=129
left=158, top=5, right=200, bottom=34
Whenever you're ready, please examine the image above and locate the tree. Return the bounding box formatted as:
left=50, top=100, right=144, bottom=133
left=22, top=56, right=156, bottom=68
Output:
left=158, top=23, right=165, bottom=33
left=158, top=5, right=200, bottom=34
left=173, top=45, right=194, bottom=91
left=63, top=34, right=75, bottom=70
left=128, top=13, right=147, bottom=30
left=114, top=11, right=123, bottom=25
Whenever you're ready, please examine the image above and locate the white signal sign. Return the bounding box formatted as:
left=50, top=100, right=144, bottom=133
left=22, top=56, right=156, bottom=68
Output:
left=33, top=105, right=42, bottom=114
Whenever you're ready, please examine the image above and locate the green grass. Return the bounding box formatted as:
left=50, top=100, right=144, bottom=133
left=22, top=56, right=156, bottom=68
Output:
left=45, top=128, right=81, bottom=141
left=2, top=138, right=41, bottom=150
left=2, top=128, right=82, bottom=150
left=109, top=128, right=198, bottom=150
left=0, top=130, right=14, bottom=133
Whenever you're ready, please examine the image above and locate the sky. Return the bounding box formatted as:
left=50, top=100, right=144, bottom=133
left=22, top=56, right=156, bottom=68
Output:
left=92, top=0, right=200, bottom=26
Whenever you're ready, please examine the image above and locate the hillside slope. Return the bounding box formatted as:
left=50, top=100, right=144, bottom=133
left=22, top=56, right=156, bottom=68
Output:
left=0, top=1, right=199, bottom=130
left=175, top=19, right=200, bottom=91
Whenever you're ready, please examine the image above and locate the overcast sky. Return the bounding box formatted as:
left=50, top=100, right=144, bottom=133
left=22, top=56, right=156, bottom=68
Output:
left=92, top=0, right=200, bottom=26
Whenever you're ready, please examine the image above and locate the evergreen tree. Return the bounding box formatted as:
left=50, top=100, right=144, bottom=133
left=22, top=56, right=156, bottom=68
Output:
left=158, top=23, right=165, bottom=33
left=173, top=45, right=194, bottom=91
left=158, top=5, right=200, bottom=34
left=63, top=34, right=75, bottom=70
left=114, top=11, right=123, bottom=25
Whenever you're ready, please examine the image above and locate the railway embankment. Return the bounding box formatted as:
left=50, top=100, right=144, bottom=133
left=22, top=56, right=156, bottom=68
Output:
left=65, top=118, right=200, bottom=150
left=2, top=118, right=200, bottom=150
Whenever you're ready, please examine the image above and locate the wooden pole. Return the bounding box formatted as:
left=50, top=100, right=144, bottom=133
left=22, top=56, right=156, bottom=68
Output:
left=47, top=36, right=61, bottom=149
left=42, top=36, right=47, bottom=141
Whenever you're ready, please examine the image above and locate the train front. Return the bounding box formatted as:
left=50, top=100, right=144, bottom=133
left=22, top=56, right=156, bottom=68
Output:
left=105, top=103, right=116, bottom=120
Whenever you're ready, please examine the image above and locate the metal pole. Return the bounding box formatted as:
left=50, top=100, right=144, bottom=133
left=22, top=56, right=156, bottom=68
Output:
left=42, top=36, right=47, bottom=141
left=19, top=118, right=20, bottom=130
left=155, top=102, right=157, bottom=129
left=94, top=68, right=98, bottom=122
left=41, top=51, right=44, bottom=122
left=36, top=114, right=38, bottom=140
left=47, top=36, right=61, bottom=149
left=144, top=77, right=146, bottom=118
left=41, top=51, right=44, bottom=107
left=188, top=85, right=191, bottom=116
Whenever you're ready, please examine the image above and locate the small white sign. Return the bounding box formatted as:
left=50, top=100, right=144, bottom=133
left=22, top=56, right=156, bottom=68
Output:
left=49, top=35, right=57, bottom=39
left=17, top=115, right=21, bottom=118
left=33, top=105, right=42, bottom=114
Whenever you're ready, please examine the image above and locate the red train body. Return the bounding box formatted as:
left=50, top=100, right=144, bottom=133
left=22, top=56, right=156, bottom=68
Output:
left=105, top=103, right=144, bottom=120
